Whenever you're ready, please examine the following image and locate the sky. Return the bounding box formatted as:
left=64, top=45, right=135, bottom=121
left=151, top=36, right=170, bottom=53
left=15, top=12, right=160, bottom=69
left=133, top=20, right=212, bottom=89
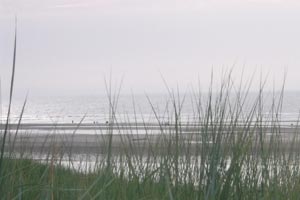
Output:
left=0, top=0, right=300, bottom=97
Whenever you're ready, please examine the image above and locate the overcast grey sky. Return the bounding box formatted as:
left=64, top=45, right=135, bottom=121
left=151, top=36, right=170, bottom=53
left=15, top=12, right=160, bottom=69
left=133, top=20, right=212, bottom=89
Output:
left=0, top=0, right=300, bottom=97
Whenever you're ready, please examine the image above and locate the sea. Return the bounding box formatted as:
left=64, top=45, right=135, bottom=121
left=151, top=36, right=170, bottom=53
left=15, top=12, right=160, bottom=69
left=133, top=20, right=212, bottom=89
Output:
left=1, top=91, right=300, bottom=125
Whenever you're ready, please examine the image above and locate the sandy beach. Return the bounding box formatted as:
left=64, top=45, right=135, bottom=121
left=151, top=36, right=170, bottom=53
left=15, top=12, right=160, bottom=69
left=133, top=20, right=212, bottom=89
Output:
left=1, top=123, right=299, bottom=155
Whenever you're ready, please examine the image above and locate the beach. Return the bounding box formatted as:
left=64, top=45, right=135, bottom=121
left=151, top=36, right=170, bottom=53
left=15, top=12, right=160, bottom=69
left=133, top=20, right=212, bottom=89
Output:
left=2, top=122, right=299, bottom=155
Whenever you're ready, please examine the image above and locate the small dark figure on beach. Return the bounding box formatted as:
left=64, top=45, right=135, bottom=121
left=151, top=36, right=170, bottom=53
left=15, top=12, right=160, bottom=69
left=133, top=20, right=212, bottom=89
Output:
left=72, top=120, right=74, bottom=124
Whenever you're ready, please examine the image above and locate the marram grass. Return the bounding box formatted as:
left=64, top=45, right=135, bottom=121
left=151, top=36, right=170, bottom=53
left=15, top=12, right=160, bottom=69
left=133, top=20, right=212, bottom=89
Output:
left=2, top=83, right=300, bottom=200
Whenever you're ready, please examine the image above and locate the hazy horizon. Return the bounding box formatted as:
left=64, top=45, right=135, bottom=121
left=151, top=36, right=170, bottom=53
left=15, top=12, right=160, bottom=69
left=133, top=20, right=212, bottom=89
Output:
left=1, top=0, right=300, bottom=97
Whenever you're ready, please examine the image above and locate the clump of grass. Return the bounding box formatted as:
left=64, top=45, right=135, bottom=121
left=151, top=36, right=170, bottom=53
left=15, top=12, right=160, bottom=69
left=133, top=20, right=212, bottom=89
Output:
left=2, top=77, right=300, bottom=199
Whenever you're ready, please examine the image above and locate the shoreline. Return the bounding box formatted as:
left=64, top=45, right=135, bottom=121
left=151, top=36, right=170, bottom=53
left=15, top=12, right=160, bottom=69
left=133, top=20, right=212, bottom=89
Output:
left=2, top=124, right=299, bottom=155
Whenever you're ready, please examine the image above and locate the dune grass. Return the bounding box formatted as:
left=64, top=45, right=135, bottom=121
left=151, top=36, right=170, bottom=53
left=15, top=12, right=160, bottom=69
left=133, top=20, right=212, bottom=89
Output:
left=2, top=85, right=300, bottom=200
left=2, top=24, right=300, bottom=200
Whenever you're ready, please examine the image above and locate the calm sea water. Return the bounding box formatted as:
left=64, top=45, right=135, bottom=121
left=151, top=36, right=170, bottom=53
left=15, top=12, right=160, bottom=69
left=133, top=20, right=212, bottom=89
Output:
left=1, top=92, right=300, bottom=124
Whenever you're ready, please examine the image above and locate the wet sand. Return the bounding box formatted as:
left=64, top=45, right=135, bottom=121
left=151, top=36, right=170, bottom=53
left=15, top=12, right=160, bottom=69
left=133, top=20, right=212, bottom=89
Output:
left=1, top=123, right=299, bottom=155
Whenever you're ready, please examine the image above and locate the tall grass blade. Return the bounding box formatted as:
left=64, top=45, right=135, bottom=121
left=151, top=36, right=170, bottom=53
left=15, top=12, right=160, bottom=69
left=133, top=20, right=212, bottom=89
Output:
left=0, top=18, right=17, bottom=177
